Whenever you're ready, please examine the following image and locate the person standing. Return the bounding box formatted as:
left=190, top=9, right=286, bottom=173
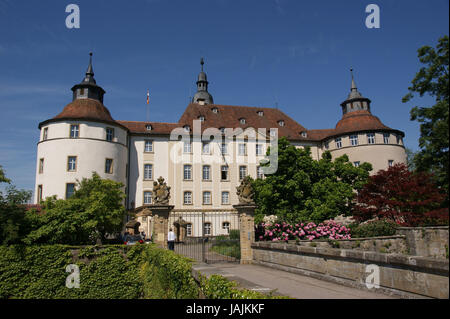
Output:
left=168, top=228, right=176, bottom=251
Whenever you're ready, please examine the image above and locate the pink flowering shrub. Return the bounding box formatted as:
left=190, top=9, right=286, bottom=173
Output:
left=258, top=220, right=351, bottom=242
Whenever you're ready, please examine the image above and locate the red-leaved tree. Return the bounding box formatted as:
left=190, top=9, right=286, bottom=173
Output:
left=353, top=163, right=448, bottom=226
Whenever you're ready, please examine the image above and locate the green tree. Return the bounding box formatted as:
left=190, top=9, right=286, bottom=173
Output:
left=253, top=137, right=372, bottom=224
left=25, top=172, right=126, bottom=245
left=402, top=35, right=449, bottom=193
left=0, top=166, right=33, bottom=244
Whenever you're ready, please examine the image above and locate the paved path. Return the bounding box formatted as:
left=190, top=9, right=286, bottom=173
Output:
left=192, top=262, right=397, bottom=299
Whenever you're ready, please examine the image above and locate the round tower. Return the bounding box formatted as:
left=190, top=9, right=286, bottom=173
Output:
left=192, top=57, right=214, bottom=105
left=324, top=69, right=407, bottom=173
left=34, top=53, right=129, bottom=203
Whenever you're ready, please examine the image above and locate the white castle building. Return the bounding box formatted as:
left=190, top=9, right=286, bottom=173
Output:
left=34, top=55, right=407, bottom=236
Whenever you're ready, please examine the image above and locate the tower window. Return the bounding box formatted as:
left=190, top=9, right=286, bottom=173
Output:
left=367, top=133, right=375, bottom=144
left=388, top=160, right=394, bottom=167
left=66, top=183, right=75, bottom=199
left=105, top=159, right=113, bottom=174
left=350, top=135, right=359, bottom=146
left=43, top=127, right=48, bottom=141
left=37, top=185, right=43, bottom=202
left=106, top=128, right=114, bottom=142
left=67, top=156, right=77, bottom=172
left=335, top=137, right=342, bottom=149
left=70, top=125, right=79, bottom=138
left=39, top=158, right=44, bottom=174
left=383, top=133, right=390, bottom=144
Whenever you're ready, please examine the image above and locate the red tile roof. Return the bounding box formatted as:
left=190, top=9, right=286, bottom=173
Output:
left=116, top=121, right=180, bottom=135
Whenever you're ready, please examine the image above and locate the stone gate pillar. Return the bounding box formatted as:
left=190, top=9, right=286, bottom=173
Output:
left=150, top=205, right=174, bottom=249
left=233, top=204, right=257, bottom=264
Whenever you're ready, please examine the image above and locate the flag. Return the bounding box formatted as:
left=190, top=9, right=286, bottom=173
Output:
left=146, top=90, right=150, bottom=104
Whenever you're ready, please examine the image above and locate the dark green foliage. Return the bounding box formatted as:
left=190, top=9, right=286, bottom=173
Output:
left=0, top=166, right=33, bottom=245
left=229, top=229, right=240, bottom=240
left=349, top=220, right=398, bottom=238
left=25, top=172, right=126, bottom=245
left=402, top=35, right=449, bottom=194
left=253, top=137, right=372, bottom=224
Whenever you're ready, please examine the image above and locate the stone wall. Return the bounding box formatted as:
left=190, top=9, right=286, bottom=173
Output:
left=252, top=241, right=449, bottom=299
left=396, top=226, right=449, bottom=259
left=291, top=235, right=408, bottom=254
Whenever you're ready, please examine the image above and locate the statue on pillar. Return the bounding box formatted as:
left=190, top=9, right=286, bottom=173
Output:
left=153, top=176, right=171, bottom=205
left=236, top=176, right=255, bottom=205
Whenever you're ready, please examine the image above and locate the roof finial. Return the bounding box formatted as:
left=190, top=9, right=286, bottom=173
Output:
left=200, top=57, right=204, bottom=71
left=350, top=67, right=357, bottom=91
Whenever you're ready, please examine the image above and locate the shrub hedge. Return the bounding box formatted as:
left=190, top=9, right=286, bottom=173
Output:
left=348, top=219, right=398, bottom=238
left=0, top=244, right=285, bottom=299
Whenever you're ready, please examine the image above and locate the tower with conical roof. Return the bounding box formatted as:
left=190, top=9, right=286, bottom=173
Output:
left=71, top=52, right=106, bottom=103
left=340, top=68, right=371, bottom=115
left=192, top=57, right=214, bottom=105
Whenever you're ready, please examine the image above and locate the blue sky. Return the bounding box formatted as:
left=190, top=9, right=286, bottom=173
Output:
left=0, top=0, right=448, bottom=194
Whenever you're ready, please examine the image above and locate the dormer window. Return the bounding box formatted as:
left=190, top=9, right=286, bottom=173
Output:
left=239, top=118, right=246, bottom=125
left=219, top=127, right=225, bottom=134
left=183, top=125, right=190, bottom=132
left=278, top=120, right=285, bottom=127
left=212, top=108, right=218, bottom=114
left=257, top=111, right=264, bottom=117
left=301, top=131, right=307, bottom=138
left=145, top=124, right=152, bottom=131
left=198, top=116, right=205, bottom=122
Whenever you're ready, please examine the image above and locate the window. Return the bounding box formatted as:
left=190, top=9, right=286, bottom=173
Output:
left=221, top=191, right=229, bottom=205
left=37, top=185, right=43, bottom=202
left=388, top=160, right=394, bottom=167
left=184, top=164, right=192, bottom=180
left=221, top=142, right=227, bottom=155
left=204, top=222, right=211, bottom=236
left=239, top=166, right=247, bottom=180
left=239, top=118, right=246, bottom=124
left=212, top=108, right=218, bottom=114
left=67, top=156, right=77, bottom=172
left=221, top=166, right=228, bottom=180
left=183, top=125, right=190, bottom=132
left=367, top=133, right=375, bottom=144
left=335, top=137, right=342, bottom=149
left=257, top=111, right=264, bottom=117
left=202, top=141, right=210, bottom=154
left=43, top=127, right=48, bottom=141
left=198, top=116, right=205, bottom=122
left=146, top=124, right=152, bottom=131
left=222, top=222, right=230, bottom=234
left=203, top=191, right=211, bottom=205
left=219, top=127, right=225, bottom=134
left=301, top=131, right=307, bottom=138
left=278, top=120, right=285, bottom=127
left=186, top=223, right=192, bottom=236
left=144, top=140, right=153, bottom=152
left=350, top=135, right=358, bottom=146
left=144, top=164, right=153, bottom=180
left=324, top=141, right=329, bottom=150
left=238, top=143, right=246, bottom=156
left=183, top=141, right=192, bottom=153
left=353, top=161, right=360, bottom=167
left=257, top=166, right=264, bottom=179
left=106, top=128, right=114, bottom=142
left=396, top=135, right=400, bottom=144
left=70, top=124, right=79, bottom=138
left=39, top=158, right=44, bottom=174
left=143, top=191, right=152, bottom=205
left=66, top=183, right=75, bottom=199
left=383, top=133, right=390, bottom=144
left=202, top=165, right=211, bottom=180
left=105, top=159, right=113, bottom=174
left=256, top=144, right=263, bottom=156
left=183, top=191, right=192, bottom=205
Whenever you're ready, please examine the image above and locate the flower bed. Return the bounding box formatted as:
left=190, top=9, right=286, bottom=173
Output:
left=258, top=221, right=351, bottom=242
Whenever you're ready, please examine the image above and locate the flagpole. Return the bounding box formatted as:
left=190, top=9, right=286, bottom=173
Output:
left=146, top=90, right=150, bottom=122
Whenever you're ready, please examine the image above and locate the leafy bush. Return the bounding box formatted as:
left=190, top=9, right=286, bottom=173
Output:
left=229, top=229, right=240, bottom=240
left=348, top=220, right=398, bottom=238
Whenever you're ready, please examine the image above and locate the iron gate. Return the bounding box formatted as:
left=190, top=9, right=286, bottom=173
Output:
left=168, top=210, right=240, bottom=263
